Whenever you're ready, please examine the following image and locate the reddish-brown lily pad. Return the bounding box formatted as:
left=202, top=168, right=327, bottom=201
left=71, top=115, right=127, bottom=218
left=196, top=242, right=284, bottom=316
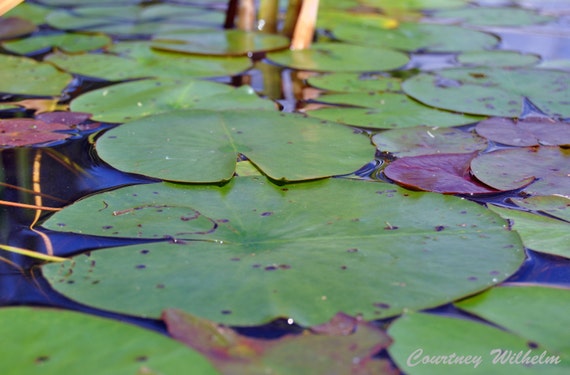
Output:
left=163, top=309, right=397, bottom=375
left=384, top=152, right=502, bottom=194
left=36, top=111, right=92, bottom=126
left=0, top=118, right=72, bottom=147
left=0, top=17, right=36, bottom=40
left=476, top=117, right=570, bottom=146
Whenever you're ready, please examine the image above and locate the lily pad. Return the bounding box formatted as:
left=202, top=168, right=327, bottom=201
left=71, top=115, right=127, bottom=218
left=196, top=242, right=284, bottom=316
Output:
left=488, top=205, right=570, bottom=258
left=333, top=22, right=498, bottom=52
left=0, top=54, right=72, bottom=96
left=432, top=7, right=554, bottom=26
left=41, top=176, right=524, bottom=325
left=0, top=17, right=36, bottom=40
left=4, top=3, right=51, bottom=25
left=306, top=92, right=483, bottom=129
left=457, top=51, right=540, bottom=68
left=69, top=78, right=273, bottom=123
left=475, top=117, right=570, bottom=146
left=152, top=29, right=290, bottom=56
left=266, top=42, right=409, bottom=72
left=383, top=152, right=503, bottom=194
left=0, top=307, right=218, bottom=375
left=372, top=126, right=488, bottom=157
left=164, top=309, right=397, bottom=374
left=388, top=312, right=570, bottom=375
left=95, top=109, right=373, bottom=182
left=307, top=73, right=402, bottom=93
left=470, top=147, right=570, bottom=196
left=510, top=195, right=570, bottom=222
left=361, top=0, right=469, bottom=9
left=402, top=67, right=570, bottom=117
left=0, top=118, right=72, bottom=147
left=45, top=41, right=252, bottom=80
left=2, top=32, right=112, bottom=54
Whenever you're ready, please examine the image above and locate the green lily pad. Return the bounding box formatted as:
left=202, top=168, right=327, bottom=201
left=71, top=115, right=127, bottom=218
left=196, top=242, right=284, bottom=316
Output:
left=305, top=92, right=483, bottom=129
left=307, top=73, right=402, bottom=93
left=388, top=312, right=570, bottom=375
left=2, top=32, right=112, bottom=54
left=333, top=22, right=498, bottom=52
left=41, top=176, right=524, bottom=325
left=456, top=284, right=570, bottom=354
left=457, top=51, right=541, bottom=68
left=510, top=195, right=570, bottom=222
left=317, top=9, right=399, bottom=31
left=0, top=307, right=219, bottom=375
left=488, top=205, right=570, bottom=258
left=372, top=126, right=488, bottom=157
left=0, top=54, right=72, bottom=96
left=45, top=41, right=252, bottom=80
left=70, top=79, right=274, bottom=123
left=470, top=147, right=570, bottom=196
left=403, top=67, right=570, bottom=118
left=475, top=117, right=570, bottom=146
left=152, top=29, right=290, bottom=56
left=432, top=7, right=554, bottom=26
left=0, top=17, right=36, bottom=40
left=361, top=0, right=469, bottom=9
left=39, top=0, right=143, bottom=5
left=4, top=3, right=51, bottom=25
left=95, top=109, right=373, bottom=182
left=266, top=42, right=409, bottom=72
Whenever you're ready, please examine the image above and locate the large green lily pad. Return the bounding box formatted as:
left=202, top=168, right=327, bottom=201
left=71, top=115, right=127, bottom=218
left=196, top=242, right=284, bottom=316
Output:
left=333, top=22, right=498, bottom=52
left=470, top=147, right=570, bottom=196
left=42, top=176, right=524, bottom=325
left=0, top=54, right=72, bottom=96
left=95, top=109, right=373, bottom=182
left=457, top=51, right=540, bottom=68
left=2, top=32, right=112, bottom=54
left=0, top=307, right=219, bottom=375
left=45, top=41, right=252, bottom=80
left=266, top=42, right=409, bottom=72
left=510, top=195, right=570, bottom=222
left=4, top=2, right=51, bottom=25
left=402, top=67, right=570, bottom=117
left=70, top=79, right=274, bottom=123
left=305, top=92, right=483, bottom=129
left=432, top=7, right=554, bottom=26
left=388, top=312, right=569, bottom=375
left=152, top=29, right=290, bottom=56
left=307, top=73, right=402, bottom=93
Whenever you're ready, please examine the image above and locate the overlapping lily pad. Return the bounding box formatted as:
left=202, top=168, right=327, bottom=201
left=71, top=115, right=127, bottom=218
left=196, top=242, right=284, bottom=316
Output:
left=475, top=117, right=570, bottom=146
left=372, top=126, right=488, bottom=157
left=95, top=109, right=373, bottom=182
left=45, top=41, right=252, bottom=80
left=41, top=176, right=524, bottom=325
left=2, top=32, right=112, bottom=54
left=4, top=2, right=51, bottom=25
left=0, top=54, right=72, bottom=96
left=0, top=118, right=72, bottom=147
left=510, top=195, right=570, bottom=222
left=266, top=42, right=409, bottom=72
left=403, top=67, right=570, bottom=117
left=432, top=7, right=554, bottom=26
left=70, top=79, right=275, bottom=123
left=152, top=29, right=290, bottom=56
left=307, top=73, right=402, bottom=93
left=470, top=147, right=570, bottom=196
left=0, top=17, right=36, bottom=40
left=332, top=22, right=498, bottom=52
left=457, top=51, right=540, bottom=68
left=305, top=92, right=483, bottom=129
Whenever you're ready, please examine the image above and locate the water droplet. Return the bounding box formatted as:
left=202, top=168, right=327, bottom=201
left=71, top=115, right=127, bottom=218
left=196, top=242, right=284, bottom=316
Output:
left=287, top=318, right=294, bottom=325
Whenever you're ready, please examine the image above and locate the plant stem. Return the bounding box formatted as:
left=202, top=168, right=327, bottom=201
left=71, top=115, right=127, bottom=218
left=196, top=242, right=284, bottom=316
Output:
left=282, top=0, right=302, bottom=38
left=258, top=0, right=279, bottom=33
left=237, top=0, right=256, bottom=31
left=0, top=0, right=23, bottom=16
left=290, top=0, right=319, bottom=50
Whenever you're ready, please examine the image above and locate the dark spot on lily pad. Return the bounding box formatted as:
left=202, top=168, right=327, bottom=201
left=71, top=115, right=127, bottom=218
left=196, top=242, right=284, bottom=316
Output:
left=221, top=310, right=232, bottom=315
left=135, top=355, right=148, bottom=362
left=35, top=355, right=49, bottom=364
left=373, top=302, right=391, bottom=309
left=265, top=265, right=277, bottom=271
left=140, top=249, right=150, bottom=254
left=347, top=248, right=358, bottom=253
left=135, top=264, right=146, bottom=269
left=261, top=211, right=273, bottom=216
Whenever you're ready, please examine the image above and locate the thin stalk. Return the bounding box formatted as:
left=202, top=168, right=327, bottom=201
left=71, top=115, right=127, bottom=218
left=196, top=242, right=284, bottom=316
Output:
left=224, top=0, right=239, bottom=29
left=290, top=0, right=320, bottom=50
left=0, top=244, right=66, bottom=262
left=257, top=0, right=279, bottom=33
left=282, top=0, right=302, bottom=38
left=237, top=0, right=256, bottom=31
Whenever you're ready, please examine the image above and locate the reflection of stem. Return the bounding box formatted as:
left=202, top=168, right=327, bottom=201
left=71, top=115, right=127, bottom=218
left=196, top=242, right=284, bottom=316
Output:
left=224, top=0, right=238, bottom=28
left=0, top=181, right=66, bottom=203
left=0, top=255, right=24, bottom=273
left=29, top=151, right=55, bottom=257
left=0, top=200, right=61, bottom=211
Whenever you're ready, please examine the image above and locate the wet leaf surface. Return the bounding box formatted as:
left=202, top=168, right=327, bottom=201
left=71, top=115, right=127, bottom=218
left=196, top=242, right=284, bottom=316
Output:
left=431, top=7, right=554, bottom=26
left=0, top=307, right=219, bottom=375
left=95, top=109, right=373, bottom=182
left=384, top=152, right=503, bottom=194
left=41, top=176, right=524, bottom=325
left=307, top=73, right=402, bottom=93
left=457, top=50, right=541, bottom=68
left=0, top=17, right=36, bottom=40
left=163, top=309, right=397, bottom=375
left=470, top=147, right=570, bottom=196
left=0, top=118, right=72, bottom=147
left=2, top=32, right=112, bottom=54
left=475, top=117, right=570, bottom=146
left=509, top=195, right=570, bottom=222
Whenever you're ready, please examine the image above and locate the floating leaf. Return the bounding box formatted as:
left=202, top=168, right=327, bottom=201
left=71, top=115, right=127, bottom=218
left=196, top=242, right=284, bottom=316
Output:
left=373, top=126, right=488, bottom=157
left=45, top=41, right=252, bottom=80
left=0, top=54, right=72, bottom=96
left=403, top=67, right=570, bottom=117
left=152, top=29, right=290, bottom=56
left=384, top=152, right=503, bottom=194
left=95, top=109, right=372, bottom=182
left=432, top=7, right=554, bottom=26
left=36, top=111, right=92, bottom=126
left=457, top=50, right=540, bottom=68
left=510, top=195, right=570, bottom=222
left=4, top=2, right=51, bottom=25
left=163, top=309, right=396, bottom=374
left=475, top=117, right=570, bottom=146
left=70, top=78, right=237, bottom=123
left=456, top=284, right=570, bottom=354
left=305, top=92, right=482, bottom=129
left=470, top=147, right=570, bottom=196
left=307, top=73, right=402, bottom=93
left=333, top=22, right=498, bottom=52
left=2, top=32, right=112, bottom=54
left=488, top=205, right=570, bottom=258
left=266, top=42, right=409, bottom=72
left=360, top=0, right=469, bottom=10
left=0, top=17, right=36, bottom=40
left=0, top=307, right=219, bottom=375
left=0, top=118, right=72, bottom=147
left=41, top=176, right=524, bottom=325
left=388, top=312, right=569, bottom=375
